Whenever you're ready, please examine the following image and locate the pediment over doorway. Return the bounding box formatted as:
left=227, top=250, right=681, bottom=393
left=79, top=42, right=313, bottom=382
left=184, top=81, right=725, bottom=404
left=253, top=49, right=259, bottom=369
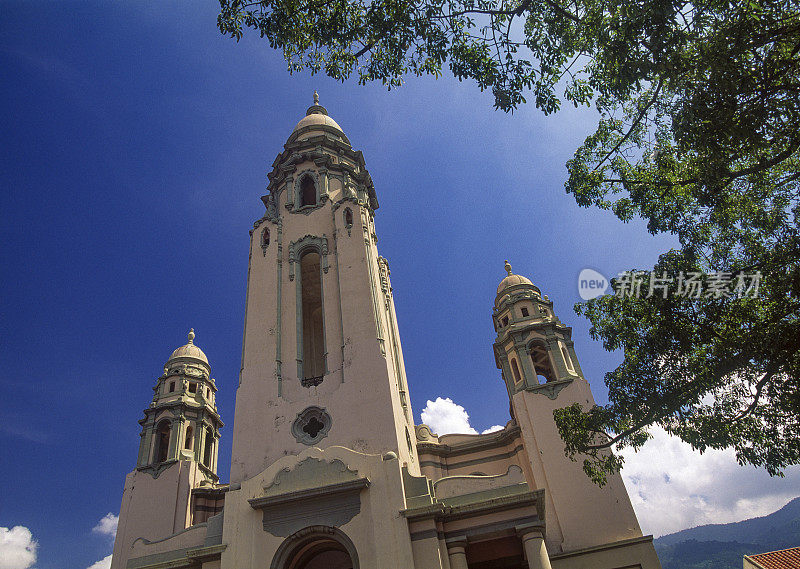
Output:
left=249, top=457, right=370, bottom=537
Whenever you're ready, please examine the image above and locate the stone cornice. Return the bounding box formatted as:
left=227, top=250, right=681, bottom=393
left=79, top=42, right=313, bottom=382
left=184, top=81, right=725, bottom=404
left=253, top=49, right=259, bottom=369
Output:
left=139, top=401, right=223, bottom=427
left=416, top=424, right=522, bottom=458
left=548, top=535, right=655, bottom=561
left=248, top=477, right=370, bottom=510
left=493, top=320, right=573, bottom=346
left=126, top=544, right=226, bottom=569
left=401, top=488, right=545, bottom=524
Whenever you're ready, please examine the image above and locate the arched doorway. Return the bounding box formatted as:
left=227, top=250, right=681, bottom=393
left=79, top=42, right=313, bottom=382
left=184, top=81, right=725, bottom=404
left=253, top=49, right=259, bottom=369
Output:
left=271, top=526, right=358, bottom=569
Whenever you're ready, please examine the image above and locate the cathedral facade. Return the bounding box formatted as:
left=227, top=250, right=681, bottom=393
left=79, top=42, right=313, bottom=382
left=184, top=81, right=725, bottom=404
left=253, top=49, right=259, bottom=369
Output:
left=110, top=97, right=662, bottom=569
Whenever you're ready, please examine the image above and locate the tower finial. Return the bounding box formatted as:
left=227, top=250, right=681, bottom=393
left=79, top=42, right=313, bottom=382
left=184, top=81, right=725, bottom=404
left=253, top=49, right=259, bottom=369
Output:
left=313, top=90, right=319, bottom=105
left=504, top=260, right=513, bottom=276
left=188, top=328, right=195, bottom=344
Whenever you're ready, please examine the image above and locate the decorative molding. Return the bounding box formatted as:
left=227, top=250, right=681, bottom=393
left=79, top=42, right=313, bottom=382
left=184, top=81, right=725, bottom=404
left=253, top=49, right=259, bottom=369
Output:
left=136, top=459, right=178, bottom=479
left=288, top=235, right=329, bottom=281
left=527, top=379, right=572, bottom=399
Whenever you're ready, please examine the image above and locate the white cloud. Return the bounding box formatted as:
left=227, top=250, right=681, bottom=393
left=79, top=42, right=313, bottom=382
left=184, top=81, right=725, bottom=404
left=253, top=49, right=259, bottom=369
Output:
left=86, top=554, right=112, bottom=569
left=421, top=397, right=478, bottom=435
left=0, top=526, right=37, bottom=569
left=420, top=397, right=504, bottom=435
left=92, top=513, right=118, bottom=539
left=621, top=426, right=800, bottom=537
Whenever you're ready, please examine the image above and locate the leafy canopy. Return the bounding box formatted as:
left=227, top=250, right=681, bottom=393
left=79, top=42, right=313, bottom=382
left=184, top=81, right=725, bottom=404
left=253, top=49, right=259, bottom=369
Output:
left=218, top=0, right=800, bottom=483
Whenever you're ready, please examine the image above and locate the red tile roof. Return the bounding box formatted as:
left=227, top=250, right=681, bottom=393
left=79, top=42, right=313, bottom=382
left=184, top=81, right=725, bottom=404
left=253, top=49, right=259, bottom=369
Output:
left=748, top=546, right=800, bottom=569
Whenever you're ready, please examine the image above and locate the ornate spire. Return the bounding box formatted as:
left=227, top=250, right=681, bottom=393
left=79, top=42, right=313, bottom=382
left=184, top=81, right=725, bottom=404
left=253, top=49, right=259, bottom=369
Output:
left=504, top=260, right=513, bottom=276
left=313, top=90, right=319, bottom=105
left=188, top=328, right=195, bottom=344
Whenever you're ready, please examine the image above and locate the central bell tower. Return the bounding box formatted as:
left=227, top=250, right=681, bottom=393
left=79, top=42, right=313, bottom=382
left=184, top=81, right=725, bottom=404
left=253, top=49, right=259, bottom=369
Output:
left=229, top=94, right=416, bottom=483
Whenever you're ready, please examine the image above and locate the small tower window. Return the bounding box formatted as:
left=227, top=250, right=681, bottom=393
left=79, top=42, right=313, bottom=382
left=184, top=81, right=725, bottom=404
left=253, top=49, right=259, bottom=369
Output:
left=169, top=381, right=175, bottom=393
left=184, top=425, right=193, bottom=450
left=502, top=316, right=509, bottom=327
left=188, top=382, right=197, bottom=393
left=299, top=175, right=316, bottom=207
left=154, top=420, right=171, bottom=463
left=261, top=227, right=270, bottom=255
left=562, top=346, right=574, bottom=370
left=510, top=358, right=522, bottom=383
left=300, top=250, right=325, bottom=384
left=344, top=208, right=353, bottom=229
left=521, top=307, right=529, bottom=317
left=203, top=427, right=213, bottom=468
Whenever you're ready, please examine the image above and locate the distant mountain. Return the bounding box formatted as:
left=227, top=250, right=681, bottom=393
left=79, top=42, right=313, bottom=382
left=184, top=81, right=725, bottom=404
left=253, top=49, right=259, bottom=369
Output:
left=654, top=497, right=800, bottom=569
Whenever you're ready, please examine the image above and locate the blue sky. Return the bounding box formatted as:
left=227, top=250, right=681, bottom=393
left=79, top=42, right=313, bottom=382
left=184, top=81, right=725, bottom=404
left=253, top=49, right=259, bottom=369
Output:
left=1, top=3, right=798, bottom=569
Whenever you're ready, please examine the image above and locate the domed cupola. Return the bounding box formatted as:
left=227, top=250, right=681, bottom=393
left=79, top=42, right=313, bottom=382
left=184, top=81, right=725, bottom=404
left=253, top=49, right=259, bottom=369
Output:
left=496, top=260, right=540, bottom=298
left=492, top=261, right=584, bottom=395
left=165, top=328, right=209, bottom=373
left=288, top=90, right=351, bottom=145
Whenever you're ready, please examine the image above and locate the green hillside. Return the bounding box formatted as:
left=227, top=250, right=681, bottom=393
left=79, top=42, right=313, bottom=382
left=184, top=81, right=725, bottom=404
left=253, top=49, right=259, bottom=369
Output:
left=654, top=497, right=800, bottom=569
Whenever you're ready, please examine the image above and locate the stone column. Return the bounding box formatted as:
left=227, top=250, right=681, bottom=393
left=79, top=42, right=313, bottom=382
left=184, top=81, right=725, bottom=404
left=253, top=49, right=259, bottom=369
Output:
left=519, top=530, right=551, bottom=569
left=446, top=538, right=469, bottom=569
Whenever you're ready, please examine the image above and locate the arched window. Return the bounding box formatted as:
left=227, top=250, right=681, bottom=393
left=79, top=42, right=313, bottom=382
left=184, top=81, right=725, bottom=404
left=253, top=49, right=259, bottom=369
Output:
left=203, top=427, right=213, bottom=468
left=299, top=176, right=316, bottom=207
left=530, top=342, right=556, bottom=383
left=510, top=358, right=522, bottom=383
left=184, top=425, right=194, bottom=450
left=300, top=250, right=325, bottom=384
left=154, top=420, right=171, bottom=463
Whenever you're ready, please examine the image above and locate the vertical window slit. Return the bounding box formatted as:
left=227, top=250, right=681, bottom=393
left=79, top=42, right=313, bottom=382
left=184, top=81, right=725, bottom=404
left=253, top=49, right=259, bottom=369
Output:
left=301, top=251, right=325, bottom=383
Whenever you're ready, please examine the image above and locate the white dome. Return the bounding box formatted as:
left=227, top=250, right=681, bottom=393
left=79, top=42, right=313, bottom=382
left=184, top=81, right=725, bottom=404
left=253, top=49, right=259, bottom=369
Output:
left=166, top=329, right=208, bottom=366
left=289, top=91, right=349, bottom=143
left=496, top=261, right=539, bottom=295
left=292, top=111, right=344, bottom=134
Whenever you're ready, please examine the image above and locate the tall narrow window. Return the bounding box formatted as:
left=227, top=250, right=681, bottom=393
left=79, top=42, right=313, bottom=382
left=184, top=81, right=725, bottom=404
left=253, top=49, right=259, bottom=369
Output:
left=299, top=176, right=316, bottom=207
left=155, top=420, right=171, bottom=463
left=300, top=251, right=325, bottom=384
left=203, top=428, right=213, bottom=468
left=184, top=425, right=194, bottom=450
left=511, top=358, right=522, bottom=383
left=261, top=227, right=270, bottom=255
left=344, top=208, right=353, bottom=229
left=562, top=346, right=574, bottom=370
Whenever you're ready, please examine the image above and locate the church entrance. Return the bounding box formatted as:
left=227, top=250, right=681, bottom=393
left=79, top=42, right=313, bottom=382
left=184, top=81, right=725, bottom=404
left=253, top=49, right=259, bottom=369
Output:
left=286, top=539, right=352, bottom=569
left=272, top=526, right=358, bottom=569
